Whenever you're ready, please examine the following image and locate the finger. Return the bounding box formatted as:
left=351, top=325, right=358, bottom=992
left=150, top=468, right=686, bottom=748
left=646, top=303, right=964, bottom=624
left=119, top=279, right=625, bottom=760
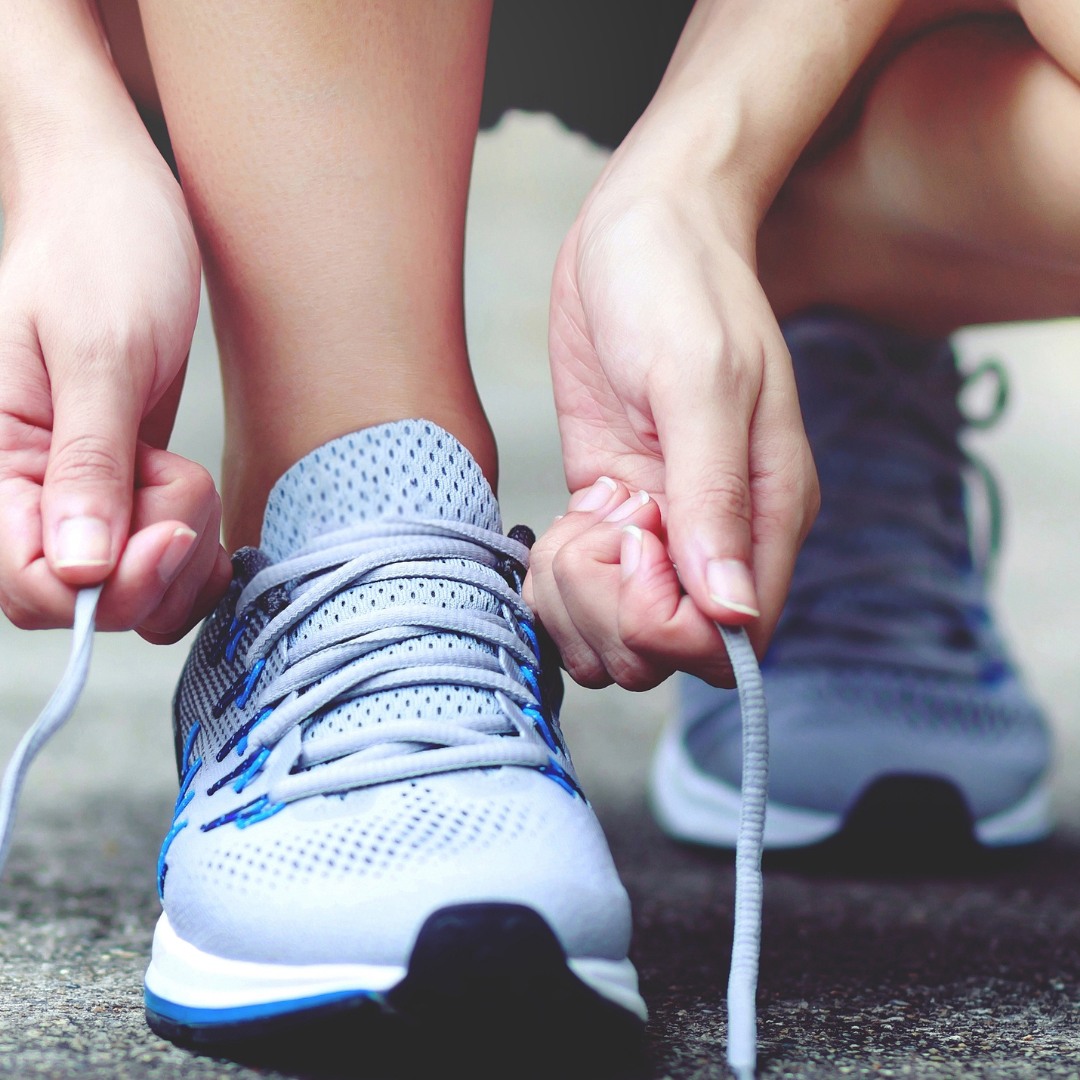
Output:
left=139, top=352, right=190, bottom=450
left=40, top=345, right=145, bottom=587
left=136, top=498, right=230, bottom=643
left=138, top=541, right=232, bottom=645
left=617, top=524, right=735, bottom=687
left=90, top=520, right=198, bottom=630
left=551, top=501, right=668, bottom=690
left=741, top=423, right=820, bottom=657
left=566, top=475, right=623, bottom=515
left=93, top=444, right=225, bottom=631
left=527, top=538, right=612, bottom=689
left=130, top=440, right=230, bottom=639
left=555, top=517, right=707, bottom=691
left=522, top=476, right=628, bottom=612
left=655, top=346, right=763, bottom=629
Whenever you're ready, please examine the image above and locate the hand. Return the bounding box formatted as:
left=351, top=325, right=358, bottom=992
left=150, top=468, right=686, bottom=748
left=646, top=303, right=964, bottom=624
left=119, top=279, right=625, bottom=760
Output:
left=0, top=136, right=230, bottom=641
left=539, top=174, right=818, bottom=687
left=525, top=481, right=734, bottom=691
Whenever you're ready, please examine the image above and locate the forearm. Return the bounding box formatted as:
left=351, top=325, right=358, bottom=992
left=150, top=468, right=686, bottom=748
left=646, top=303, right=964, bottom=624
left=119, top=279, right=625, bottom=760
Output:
left=614, top=0, right=903, bottom=247
left=0, top=0, right=145, bottom=205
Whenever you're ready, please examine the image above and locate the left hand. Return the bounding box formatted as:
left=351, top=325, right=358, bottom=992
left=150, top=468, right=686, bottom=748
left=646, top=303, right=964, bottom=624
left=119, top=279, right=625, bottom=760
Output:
left=529, top=175, right=818, bottom=688
left=525, top=481, right=735, bottom=691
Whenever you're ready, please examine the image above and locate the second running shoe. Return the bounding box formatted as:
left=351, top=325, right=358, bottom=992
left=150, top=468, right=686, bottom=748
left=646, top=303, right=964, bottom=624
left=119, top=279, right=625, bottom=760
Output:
left=650, top=310, right=1053, bottom=854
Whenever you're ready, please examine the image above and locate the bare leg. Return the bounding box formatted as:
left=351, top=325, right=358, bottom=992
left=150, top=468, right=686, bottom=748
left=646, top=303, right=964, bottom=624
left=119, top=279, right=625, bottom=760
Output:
left=135, top=0, right=495, bottom=549
left=760, top=14, right=1080, bottom=335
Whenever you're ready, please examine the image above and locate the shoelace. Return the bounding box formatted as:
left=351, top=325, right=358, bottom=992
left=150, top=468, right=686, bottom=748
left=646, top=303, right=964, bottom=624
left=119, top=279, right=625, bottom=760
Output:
left=779, top=319, right=1008, bottom=679
left=0, top=540, right=771, bottom=1079
left=218, top=520, right=555, bottom=802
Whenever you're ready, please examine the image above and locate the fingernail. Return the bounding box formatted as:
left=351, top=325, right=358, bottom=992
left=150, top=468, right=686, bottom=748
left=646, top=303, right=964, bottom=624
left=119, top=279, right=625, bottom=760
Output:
left=620, top=525, right=643, bottom=577
left=568, top=476, right=618, bottom=512
left=158, top=526, right=198, bottom=584
left=706, top=558, right=760, bottom=617
left=605, top=490, right=651, bottom=523
left=54, top=516, right=112, bottom=568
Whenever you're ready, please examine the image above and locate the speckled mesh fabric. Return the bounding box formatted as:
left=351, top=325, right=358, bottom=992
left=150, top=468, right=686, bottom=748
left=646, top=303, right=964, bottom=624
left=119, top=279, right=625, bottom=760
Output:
left=258, top=423, right=509, bottom=752
left=175, top=421, right=512, bottom=772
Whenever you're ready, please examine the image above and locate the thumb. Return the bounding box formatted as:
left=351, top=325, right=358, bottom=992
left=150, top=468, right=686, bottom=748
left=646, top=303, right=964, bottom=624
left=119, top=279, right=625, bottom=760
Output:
left=659, top=383, right=760, bottom=626
left=41, top=373, right=140, bottom=586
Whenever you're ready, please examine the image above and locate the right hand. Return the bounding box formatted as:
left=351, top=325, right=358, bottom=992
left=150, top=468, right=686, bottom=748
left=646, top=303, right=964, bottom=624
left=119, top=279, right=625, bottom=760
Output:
left=0, top=136, right=231, bottom=642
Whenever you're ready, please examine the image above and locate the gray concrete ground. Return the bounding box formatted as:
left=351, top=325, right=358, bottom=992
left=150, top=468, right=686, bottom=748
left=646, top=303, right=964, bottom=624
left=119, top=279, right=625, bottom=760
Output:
left=2, top=114, right=1080, bottom=1078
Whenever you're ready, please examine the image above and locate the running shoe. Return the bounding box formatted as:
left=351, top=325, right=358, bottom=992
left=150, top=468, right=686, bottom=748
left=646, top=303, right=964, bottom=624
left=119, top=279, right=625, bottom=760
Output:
left=141, top=421, right=646, bottom=1073
left=650, top=309, right=1053, bottom=853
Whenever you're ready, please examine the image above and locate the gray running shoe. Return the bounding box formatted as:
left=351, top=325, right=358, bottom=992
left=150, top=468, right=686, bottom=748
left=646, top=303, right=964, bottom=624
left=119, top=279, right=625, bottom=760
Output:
left=650, top=310, right=1053, bottom=852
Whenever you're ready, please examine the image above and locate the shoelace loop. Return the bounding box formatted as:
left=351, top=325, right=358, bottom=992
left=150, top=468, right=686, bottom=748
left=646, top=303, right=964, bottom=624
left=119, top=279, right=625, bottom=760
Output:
left=221, top=519, right=555, bottom=805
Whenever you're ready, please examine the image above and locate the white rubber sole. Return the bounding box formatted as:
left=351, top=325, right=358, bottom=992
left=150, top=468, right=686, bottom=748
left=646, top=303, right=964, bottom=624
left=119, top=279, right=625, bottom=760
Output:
left=144, top=912, right=647, bottom=1025
left=649, top=721, right=1054, bottom=850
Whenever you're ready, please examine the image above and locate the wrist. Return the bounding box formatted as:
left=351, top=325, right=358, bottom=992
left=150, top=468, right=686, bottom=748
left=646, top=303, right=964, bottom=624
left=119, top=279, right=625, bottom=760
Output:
left=585, top=115, right=760, bottom=263
left=0, top=3, right=150, bottom=208
left=1, top=88, right=158, bottom=212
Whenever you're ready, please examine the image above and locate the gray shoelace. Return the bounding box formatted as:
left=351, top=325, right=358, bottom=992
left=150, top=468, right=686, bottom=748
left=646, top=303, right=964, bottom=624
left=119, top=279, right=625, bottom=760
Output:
left=719, top=623, right=769, bottom=1080
left=0, top=584, right=102, bottom=877
left=0, top=546, right=770, bottom=1079
left=780, top=320, right=1008, bottom=679
left=227, top=520, right=552, bottom=800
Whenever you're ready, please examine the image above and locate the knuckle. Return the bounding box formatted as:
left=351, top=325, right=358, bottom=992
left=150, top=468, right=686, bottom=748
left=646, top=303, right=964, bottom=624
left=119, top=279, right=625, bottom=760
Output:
left=77, top=321, right=152, bottom=368
left=0, top=587, right=51, bottom=630
left=603, top=648, right=665, bottom=692
left=561, top=645, right=611, bottom=690
left=550, top=542, right=586, bottom=585
left=617, top=614, right=653, bottom=658
left=683, top=471, right=753, bottom=528
left=749, top=457, right=821, bottom=547
left=183, top=462, right=219, bottom=508
left=2, top=597, right=38, bottom=630
left=47, top=433, right=128, bottom=488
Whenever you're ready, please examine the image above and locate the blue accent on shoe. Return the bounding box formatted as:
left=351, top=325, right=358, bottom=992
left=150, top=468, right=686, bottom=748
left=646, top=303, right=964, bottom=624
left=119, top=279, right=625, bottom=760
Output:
left=173, top=722, right=202, bottom=818
left=212, top=659, right=266, bottom=719
left=524, top=705, right=558, bottom=753
left=519, top=618, right=541, bottom=662
left=236, top=658, right=266, bottom=709
left=217, top=706, right=274, bottom=763
left=144, top=985, right=380, bottom=1029
left=519, top=663, right=541, bottom=699
left=157, top=820, right=188, bottom=900
left=206, top=746, right=271, bottom=796
left=233, top=748, right=271, bottom=793
left=180, top=721, right=201, bottom=773
left=200, top=794, right=285, bottom=832
left=539, top=759, right=582, bottom=800
left=173, top=787, right=195, bottom=820
left=224, top=613, right=250, bottom=665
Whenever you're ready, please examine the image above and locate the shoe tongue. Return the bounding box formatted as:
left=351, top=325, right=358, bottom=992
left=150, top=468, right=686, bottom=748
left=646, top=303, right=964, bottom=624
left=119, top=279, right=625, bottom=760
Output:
left=257, top=420, right=513, bottom=751
left=260, top=420, right=501, bottom=561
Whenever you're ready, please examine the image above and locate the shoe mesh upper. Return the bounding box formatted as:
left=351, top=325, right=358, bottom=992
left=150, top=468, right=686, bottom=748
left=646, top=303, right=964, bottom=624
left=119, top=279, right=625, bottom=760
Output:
left=163, top=421, right=631, bottom=966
